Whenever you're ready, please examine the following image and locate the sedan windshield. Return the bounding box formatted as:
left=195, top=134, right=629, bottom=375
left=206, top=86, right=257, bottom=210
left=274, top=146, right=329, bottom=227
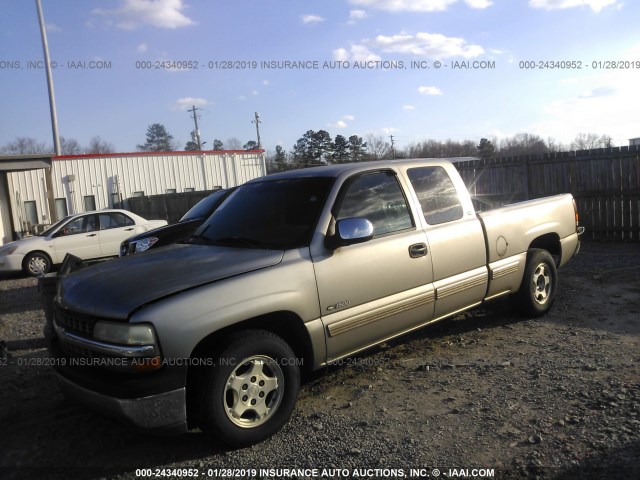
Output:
left=194, top=177, right=333, bottom=249
left=39, top=216, right=71, bottom=237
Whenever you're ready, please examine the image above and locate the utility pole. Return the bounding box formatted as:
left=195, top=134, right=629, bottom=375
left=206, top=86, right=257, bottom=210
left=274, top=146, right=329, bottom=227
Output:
left=188, top=105, right=202, bottom=150
left=36, top=0, right=59, bottom=223
left=36, top=0, right=60, bottom=156
left=389, top=134, right=396, bottom=159
left=252, top=112, right=262, bottom=150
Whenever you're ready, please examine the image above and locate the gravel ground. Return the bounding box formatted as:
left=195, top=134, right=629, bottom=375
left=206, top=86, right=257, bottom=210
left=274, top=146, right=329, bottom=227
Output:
left=0, top=240, right=638, bottom=480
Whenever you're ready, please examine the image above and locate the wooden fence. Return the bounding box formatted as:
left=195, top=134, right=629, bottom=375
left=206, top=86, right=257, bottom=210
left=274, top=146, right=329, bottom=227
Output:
left=126, top=189, right=221, bottom=224
left=454, top=145, right=640, bottom=241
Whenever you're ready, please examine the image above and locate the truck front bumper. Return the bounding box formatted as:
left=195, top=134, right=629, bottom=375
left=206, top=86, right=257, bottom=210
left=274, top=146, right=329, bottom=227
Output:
left=54, top=370, right=188, bottom=434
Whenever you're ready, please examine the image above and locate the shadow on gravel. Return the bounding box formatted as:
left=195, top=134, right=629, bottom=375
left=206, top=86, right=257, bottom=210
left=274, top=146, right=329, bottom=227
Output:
left=548, top=440, right=640, bottom=480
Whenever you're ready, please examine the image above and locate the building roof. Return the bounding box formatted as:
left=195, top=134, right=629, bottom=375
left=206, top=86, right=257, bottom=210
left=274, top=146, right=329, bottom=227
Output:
left=55, top=149, right=265, bottom=160
left=0, top=154, right=54, bottom=172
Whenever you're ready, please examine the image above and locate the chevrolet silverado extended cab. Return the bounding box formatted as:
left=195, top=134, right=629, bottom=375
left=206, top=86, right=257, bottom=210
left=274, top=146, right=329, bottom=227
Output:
left=49, top=159, right=582, bottom=447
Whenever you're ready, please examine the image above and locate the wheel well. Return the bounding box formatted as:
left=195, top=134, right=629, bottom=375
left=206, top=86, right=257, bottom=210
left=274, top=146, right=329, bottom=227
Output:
left=185, top=312, right=315, bottom=426
left=528, top=233, right=561, bottom=264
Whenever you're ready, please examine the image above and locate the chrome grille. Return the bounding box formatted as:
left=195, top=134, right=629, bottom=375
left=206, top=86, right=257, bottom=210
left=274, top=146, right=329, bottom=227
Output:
left=53, top=307, right=98, bottom=336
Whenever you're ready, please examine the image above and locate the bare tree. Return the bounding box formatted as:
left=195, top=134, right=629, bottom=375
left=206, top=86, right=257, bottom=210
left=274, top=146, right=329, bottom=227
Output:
left=226, top=137, right=241, bottom=150
left=366, top=134, right=391, bottom=160
left=60, top=137, right=82, bottom=155
left=499, top=133, right=548, bottom=156
left=572, top=133, right=605, bottom=150
left=1, top=137, right=49, bottom=154
left=87, top=136, right=115, bottom=154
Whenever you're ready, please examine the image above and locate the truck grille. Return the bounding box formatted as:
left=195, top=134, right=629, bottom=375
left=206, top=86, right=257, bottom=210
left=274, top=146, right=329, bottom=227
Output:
left=53, top=306, right=99, bottom=336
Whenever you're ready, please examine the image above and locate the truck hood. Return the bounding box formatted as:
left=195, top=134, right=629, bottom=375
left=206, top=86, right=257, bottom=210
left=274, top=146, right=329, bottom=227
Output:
left=58, top=244, right=284, bottom=320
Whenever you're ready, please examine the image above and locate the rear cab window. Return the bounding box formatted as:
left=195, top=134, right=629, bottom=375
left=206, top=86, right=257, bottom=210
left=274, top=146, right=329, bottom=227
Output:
left=406, top=166, right=463, bottom=225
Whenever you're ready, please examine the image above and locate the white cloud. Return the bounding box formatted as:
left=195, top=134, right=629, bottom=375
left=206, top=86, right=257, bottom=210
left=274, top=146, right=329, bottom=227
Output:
left=335, top=32, right=483, bottom=63
left=262, top=80, right=270, bottom=86
left=347, top=9, right=368, bottom=24
left=418, top=85, right=443, bottom=95
left=403, top=105, right=416, bottom=110
left=465, top=0, right=492, bottom=8
left=350, top=9, right=369, bottom=19
left=370, top=32, right=484, bottom=58
left=333, top=45, right=381, bottom=62
left=172, top=97, right=208, bottom=110
left=301, top=14, right=325, bottom=24
left=349, top=0, right=494, bottom=11
left=137, top=43, right=148, bottom=53
left=93, top=0, right=195, bottom=30
left=238, top=96, right=246, bottom=101
left=530, top=70, right=640, bottom=145
left=382, top=127, right=398, bottom=135
left=577, top=86, right=617, bottom=99
left=529, top=0, right=619, bottom=13
left=251, top=90, right=259, bottom=96
left=349, top=0, right=457, bottom=12
left=46, top=23, right=62, bottom=33
left=329, top=115, right=356, bottom=129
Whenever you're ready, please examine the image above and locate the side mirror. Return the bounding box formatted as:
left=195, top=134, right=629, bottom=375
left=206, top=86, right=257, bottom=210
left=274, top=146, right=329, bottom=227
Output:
left=327, top=217, right=374, bottom=249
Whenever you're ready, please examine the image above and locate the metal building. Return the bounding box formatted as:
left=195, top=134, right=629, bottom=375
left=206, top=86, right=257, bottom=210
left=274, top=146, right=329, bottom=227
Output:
left=1, top=150, right=266, bottom=243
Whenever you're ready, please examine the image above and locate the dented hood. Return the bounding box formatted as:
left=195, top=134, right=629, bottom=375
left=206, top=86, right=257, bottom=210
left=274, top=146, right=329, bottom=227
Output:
left=57, top=243, right=284, bottom=320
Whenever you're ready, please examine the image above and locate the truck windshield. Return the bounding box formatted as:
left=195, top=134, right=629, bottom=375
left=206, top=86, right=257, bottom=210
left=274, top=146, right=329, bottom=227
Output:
left=193, top=177, right=334, bottom=249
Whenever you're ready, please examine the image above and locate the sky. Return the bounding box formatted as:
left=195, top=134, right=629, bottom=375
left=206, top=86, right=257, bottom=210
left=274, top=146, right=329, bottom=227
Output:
left=1, top=0, right=639, bottom=155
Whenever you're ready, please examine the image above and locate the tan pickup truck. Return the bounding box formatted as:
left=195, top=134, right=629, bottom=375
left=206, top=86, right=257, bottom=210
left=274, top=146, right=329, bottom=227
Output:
left=49, top=158, right=582, bottom=447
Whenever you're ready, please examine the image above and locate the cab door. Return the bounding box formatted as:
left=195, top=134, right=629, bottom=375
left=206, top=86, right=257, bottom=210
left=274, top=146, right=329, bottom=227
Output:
left=312, top=170, right=435, bottom=362
left=404, top=165, right=488, bottom=319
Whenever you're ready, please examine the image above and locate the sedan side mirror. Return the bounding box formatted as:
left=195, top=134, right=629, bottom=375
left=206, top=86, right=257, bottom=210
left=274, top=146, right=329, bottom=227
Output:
left=327, top=217, right=374, bottom=249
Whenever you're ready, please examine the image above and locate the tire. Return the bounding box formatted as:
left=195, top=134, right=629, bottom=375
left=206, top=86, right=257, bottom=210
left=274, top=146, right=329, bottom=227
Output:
left=514, top=249, right=557, bottom=317
left=23, top=252, right=52, bottom=277
left=199, top=330, right=300, bottom=448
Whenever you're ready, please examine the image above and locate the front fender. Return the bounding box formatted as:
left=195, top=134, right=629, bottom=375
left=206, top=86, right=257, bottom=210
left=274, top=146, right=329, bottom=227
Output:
left=131, top=248, right=322, bottom=366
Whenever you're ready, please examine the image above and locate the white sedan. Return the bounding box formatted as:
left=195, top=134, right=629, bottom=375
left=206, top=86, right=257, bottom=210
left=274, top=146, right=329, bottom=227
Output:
left=0, top=209, right=167, bottom=276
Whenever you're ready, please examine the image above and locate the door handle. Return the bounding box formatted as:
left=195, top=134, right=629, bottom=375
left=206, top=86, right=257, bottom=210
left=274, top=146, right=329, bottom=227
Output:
left=125, top=228, right=134, bottom=231
left=87, top=233, right=97, bottom=237
left=409, top=243, right=428, bottom=258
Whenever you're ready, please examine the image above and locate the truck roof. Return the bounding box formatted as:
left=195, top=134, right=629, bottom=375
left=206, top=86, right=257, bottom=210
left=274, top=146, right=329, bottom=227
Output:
left=257, top=157, right=473, bottom=182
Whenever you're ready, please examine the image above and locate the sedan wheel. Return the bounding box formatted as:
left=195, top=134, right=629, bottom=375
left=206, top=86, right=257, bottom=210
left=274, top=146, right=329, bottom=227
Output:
left=24, top=252, right=51, bottom=276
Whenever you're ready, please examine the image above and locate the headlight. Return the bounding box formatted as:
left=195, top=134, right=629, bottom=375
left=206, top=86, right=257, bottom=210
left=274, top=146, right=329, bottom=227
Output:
left=133, top=236, right=159, bottom=253
left=94, top=321, right=157, bottom=345
left=0, top=245, right=18, bottom=256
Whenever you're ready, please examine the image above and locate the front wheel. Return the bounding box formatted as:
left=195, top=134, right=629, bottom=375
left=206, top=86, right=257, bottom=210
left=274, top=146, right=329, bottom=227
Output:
left=514, top=249, right=557, bottom=317
left=199, top=330, right=300, bottom=448
left=23, top=252, right=52, bottom=276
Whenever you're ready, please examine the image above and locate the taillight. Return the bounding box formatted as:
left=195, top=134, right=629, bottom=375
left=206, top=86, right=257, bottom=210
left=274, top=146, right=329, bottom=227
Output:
left=572, top=198, right=579, bottom=226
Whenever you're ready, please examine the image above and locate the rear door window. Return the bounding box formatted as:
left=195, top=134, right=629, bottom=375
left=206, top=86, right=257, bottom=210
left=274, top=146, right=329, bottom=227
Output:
left=407, top=167, right=463, bottom=225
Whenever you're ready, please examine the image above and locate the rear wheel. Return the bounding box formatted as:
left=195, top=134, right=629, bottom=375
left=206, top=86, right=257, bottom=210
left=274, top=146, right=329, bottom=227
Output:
left=515, top=249, right=557, bottom=317
left=199, top=330, right=300, bottom=448
left=23, top=252, right=52, bottom=277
